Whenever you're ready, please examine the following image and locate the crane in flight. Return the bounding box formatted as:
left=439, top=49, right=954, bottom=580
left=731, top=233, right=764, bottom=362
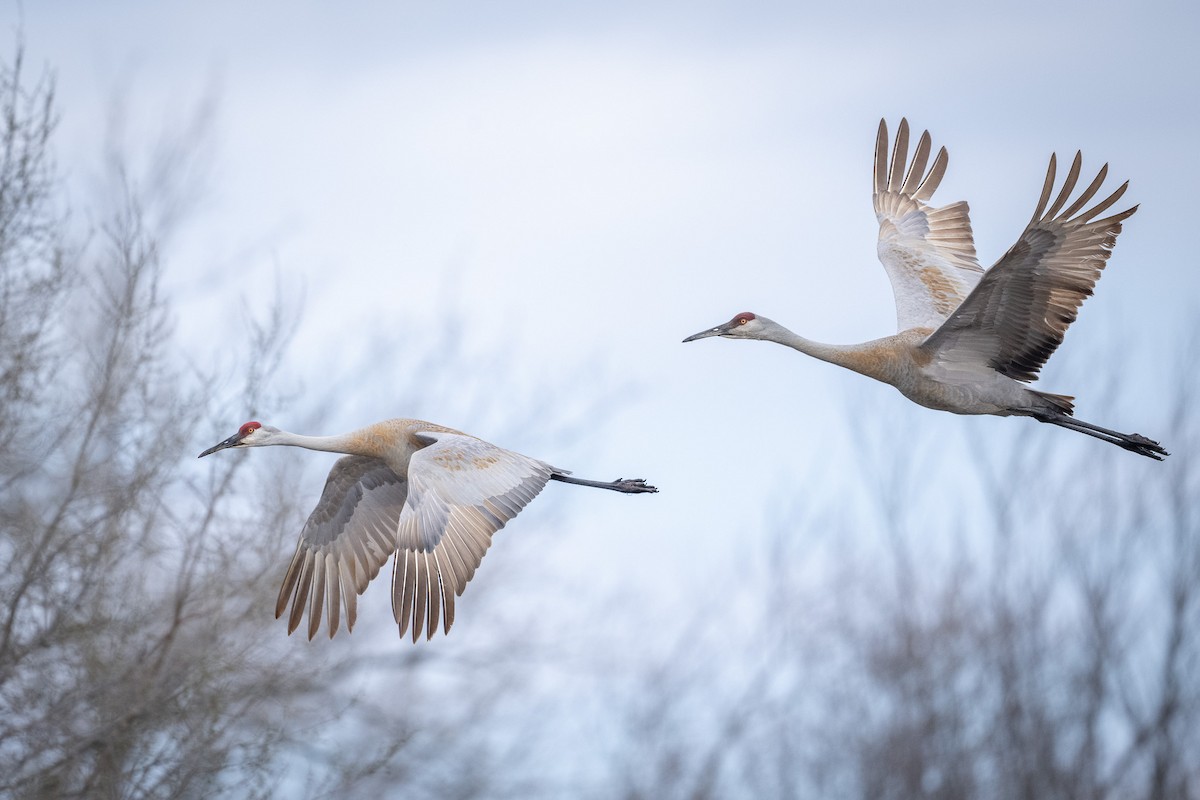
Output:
left=684, top=118, right=1167, bottom=460
left=199, top=418, right=657, bottom=641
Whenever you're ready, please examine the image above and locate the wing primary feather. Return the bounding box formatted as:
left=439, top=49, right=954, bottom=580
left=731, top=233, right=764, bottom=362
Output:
left=453, top=521, right=488, bottom=562
left=1078, top=181, right=1131, bottom=223
left=442, top=564, right=456, bottom=635
left=1044, top=151, right=1082, bottom=220
left=341, top=546, right=358, bottom=589
left=326, top=555, right=340, bottom=639
left=1061, top=163, right=1108, bottom=219
left=412, top=552, right=429, bottom=643
left=288, top=552, right=314, bottom=635
left=366, top=524, right=394, bottom=554
left=343, top=529, right=373, bottom=592
left=395, top=550, right=416, bottom=639
left=874, top=118, right=889, bottom=196
left=425, top=552, right=440, bottom=641
left=901, top=130, right=932, bottom=196
left=1030, top=153, right=1058, bottom=225
left=458, top=516, right=494, bottom=559
left=308, top=555, right=326, bottom=641
left=888, top=118, right=909, bottom=192
left=913, top=146, right=948, bottom=201
left=339, top=556, right=358, bottom=632
left=276, top=544, right=305, bottom=620
left=440, top=528, right=472, bottom=589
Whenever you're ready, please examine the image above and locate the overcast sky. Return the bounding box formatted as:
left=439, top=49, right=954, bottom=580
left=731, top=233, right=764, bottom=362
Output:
left=10, top=0, right=1199, bottom=769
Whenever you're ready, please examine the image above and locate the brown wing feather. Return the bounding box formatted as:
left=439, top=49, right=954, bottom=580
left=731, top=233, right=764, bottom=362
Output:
left=391, top=431, right=556, bottom=642
left=922, top=155, right=1137, bottom=382
left=276, top=456, right=407, bottom=639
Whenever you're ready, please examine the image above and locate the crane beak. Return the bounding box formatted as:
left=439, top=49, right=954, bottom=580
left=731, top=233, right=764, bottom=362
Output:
left=198, top=432, right=244, bottom=458
left=682, top=325, right=725, bottom=343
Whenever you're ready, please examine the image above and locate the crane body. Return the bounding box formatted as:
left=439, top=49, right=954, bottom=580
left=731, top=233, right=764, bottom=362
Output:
left=684, top=119, right=1167, bottom=460
left=199, top=418, right=657, bottom=641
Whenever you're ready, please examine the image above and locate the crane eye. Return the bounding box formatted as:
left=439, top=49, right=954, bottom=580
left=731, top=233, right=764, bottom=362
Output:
left=738, top=318, right=748, bottom=325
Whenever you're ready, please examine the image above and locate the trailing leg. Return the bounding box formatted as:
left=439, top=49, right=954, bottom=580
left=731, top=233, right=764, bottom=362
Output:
left=551, top=473, right=659, bottom=493
left=1033, top=411, right=1168, bottom=460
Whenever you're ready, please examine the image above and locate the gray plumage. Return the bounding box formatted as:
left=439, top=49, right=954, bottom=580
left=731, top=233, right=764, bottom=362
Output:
left=199, top=419, right=657, bottom=642
left=685, top=118, right=1167, bottom=460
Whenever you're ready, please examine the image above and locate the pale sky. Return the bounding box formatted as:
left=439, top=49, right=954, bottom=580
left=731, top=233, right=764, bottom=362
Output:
left=11, top=0, right=1199, bottom=786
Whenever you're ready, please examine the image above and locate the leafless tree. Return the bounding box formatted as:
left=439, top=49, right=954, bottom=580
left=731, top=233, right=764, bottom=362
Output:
left=0, top=43, right=313, bottom=798
left=0, top=43, right=622, bottom=799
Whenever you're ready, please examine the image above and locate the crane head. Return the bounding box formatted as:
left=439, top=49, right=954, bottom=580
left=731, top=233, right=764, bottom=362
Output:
left=198, top=420, right=267, bottom=457
left=682, top=312, right=764, bottom=342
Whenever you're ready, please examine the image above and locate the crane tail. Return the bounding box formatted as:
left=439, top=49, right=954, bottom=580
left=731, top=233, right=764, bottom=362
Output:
left=1033, top=390, right=1074, bottom=415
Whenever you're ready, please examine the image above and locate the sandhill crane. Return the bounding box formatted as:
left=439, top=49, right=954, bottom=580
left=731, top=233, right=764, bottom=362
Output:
left=684, top=118, right=1167, bottom=460
left=198, top=418, right=657, bottom=641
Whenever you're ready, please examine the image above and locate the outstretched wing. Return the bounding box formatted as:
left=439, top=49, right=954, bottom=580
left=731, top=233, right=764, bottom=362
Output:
left=276, top=456, right=408, bottom=640
left=921, top=152, right=1137, bottom=382
left=874, top=118, right=983, bottom=332
left=393, top=431, right=557, bottom=642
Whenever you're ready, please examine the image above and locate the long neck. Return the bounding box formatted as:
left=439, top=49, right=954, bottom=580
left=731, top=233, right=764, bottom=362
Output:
left=273, top=430, right=367, bottom=456
left=760, top=323, right=894, bottom=383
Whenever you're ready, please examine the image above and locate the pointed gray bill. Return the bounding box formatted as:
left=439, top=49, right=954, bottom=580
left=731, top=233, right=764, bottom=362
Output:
left=198, top=432, right=244, bottom=458
left=682, top=325, right=725, bottom=343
